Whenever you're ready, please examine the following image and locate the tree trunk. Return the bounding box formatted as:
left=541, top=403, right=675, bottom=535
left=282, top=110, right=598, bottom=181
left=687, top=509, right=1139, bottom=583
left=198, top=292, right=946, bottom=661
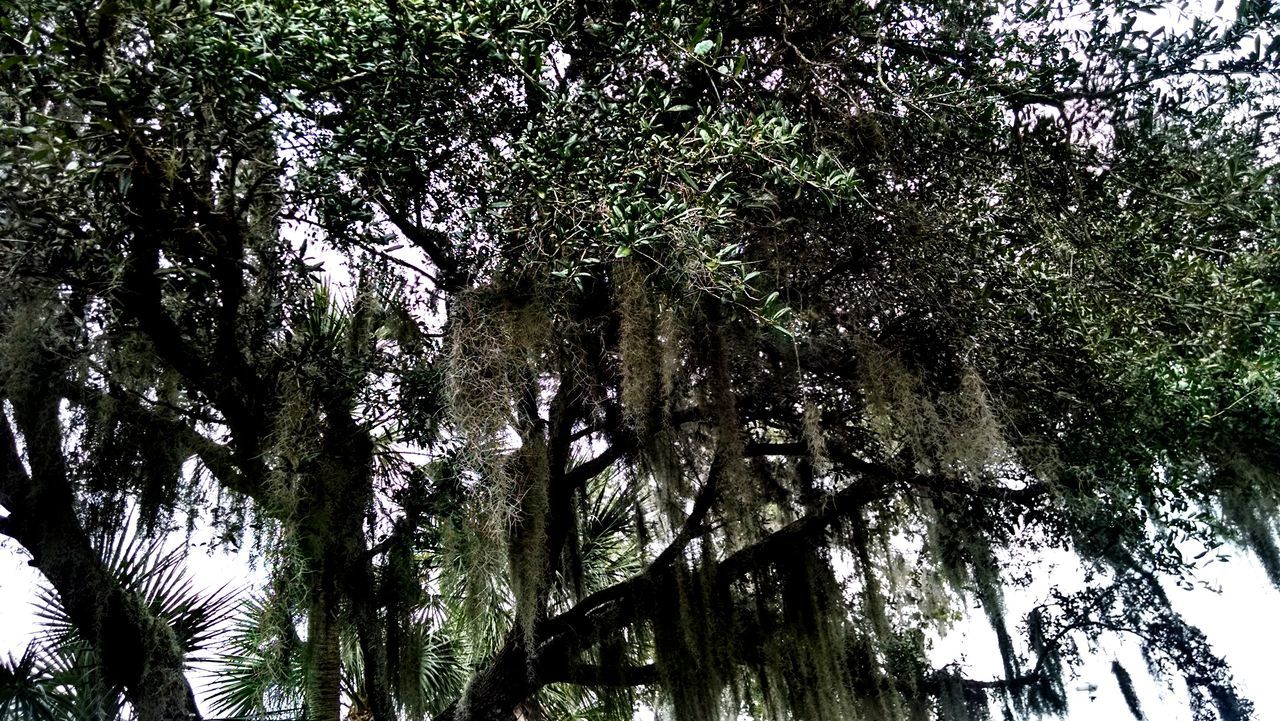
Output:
left=0, top=399, right=200, bottom=721
left=307, top=580, right=344, bottom=721
left=437, top=633, right=532, bottom=721
left=299, top=411, right=385, bottom=721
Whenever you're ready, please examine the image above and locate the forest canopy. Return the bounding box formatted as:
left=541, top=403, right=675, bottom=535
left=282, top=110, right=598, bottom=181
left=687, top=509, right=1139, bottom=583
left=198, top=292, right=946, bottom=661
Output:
left=1, top=0, right=1278, bottom=720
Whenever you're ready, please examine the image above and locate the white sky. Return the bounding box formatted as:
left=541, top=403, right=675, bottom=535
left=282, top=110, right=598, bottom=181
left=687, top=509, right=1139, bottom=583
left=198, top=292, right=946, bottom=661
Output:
left=930, top=546, right=1280, bottom=720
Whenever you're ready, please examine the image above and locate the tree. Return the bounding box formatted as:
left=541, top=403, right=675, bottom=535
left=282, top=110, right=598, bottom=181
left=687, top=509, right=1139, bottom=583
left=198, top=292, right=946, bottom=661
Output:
left=0, top=0, right=1278, bottom=720
left=0, top=531, right=236, bottom=721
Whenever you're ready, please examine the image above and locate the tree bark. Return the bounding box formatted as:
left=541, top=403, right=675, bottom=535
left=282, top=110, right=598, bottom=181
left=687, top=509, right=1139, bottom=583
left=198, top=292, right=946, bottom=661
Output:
left=306, top=580, right=343, bottom=721
left=299, top=410, right=388, bottom=721
left=435, top=633, right=533, bottom=721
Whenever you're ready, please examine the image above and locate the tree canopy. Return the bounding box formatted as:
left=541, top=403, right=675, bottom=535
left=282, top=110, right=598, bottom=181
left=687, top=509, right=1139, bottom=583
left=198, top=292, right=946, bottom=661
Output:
left=1, top=0, right=1278, bottom=720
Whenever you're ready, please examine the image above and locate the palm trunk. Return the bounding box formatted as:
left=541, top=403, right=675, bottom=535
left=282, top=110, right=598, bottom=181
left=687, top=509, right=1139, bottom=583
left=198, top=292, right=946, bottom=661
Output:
left=307, top=581, right=344, bottom=721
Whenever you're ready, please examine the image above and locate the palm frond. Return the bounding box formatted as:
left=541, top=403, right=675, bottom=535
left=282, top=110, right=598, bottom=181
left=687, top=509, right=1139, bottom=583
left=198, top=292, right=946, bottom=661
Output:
left=432, top=511, right=514, bottom=665
left=203, top=594, right=306, bottom=719
left=36, top=530, right=239, bottom=662
left=576, top=472, right=643, bottom=597
left=41, top=640, right=125, bottom=721
left=0, top=644, right=64, bottom=721
left=25, top=525, right=239, bottom=720
left=395, top=621, right=468, bottom=719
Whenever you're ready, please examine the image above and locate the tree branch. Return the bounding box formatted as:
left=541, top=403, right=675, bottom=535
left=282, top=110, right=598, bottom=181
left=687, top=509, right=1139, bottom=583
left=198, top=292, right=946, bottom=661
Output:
left=744, top=441, right=1048, bottom=506
left=376, top=196, right=467, bottom=291
left=535, top=461, right=899, bottom=682
left=717, top=475, right=896, bottom=582
left=110, top=123, right=267, bottom=448
left=55, top=379, right=270, bottom=504
left=564, top=439, right=632, bottom=489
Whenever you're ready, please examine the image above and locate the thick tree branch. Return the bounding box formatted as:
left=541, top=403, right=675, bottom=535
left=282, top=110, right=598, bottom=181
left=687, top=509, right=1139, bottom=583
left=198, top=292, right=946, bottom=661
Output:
left=107, top=123, right=269, bottom=455
left=564, top=439, right=632, bottom=489
left=0, top=411, right=26, bottom=516
left=544, top=663, right=658, bottom=687
left=564, top=407, right=708, bottom=491
left=649, top=456, right=721, bottom=569
left=426, top=472, right=886, bottom=721
left=745, top=441, right=1048, bottom=506
left=545, top=375, right=585, bottom=598
left=529, top=461, right=900, bottom=697
left=376, top=196, right=467, bottom=291
left=717, top=475, right=896, bottom=582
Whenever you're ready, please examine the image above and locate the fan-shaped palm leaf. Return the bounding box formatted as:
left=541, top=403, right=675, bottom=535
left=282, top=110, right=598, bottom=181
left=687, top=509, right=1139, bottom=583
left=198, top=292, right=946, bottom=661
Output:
left=392, top=619, right=468, bottom=719
left=0, top=645, right=63, bottom=721
left=35, top=530, right=238, bottom=661
left=23, top=526, right=238, bottom=720
left=203, top=594, right=306, bottom=719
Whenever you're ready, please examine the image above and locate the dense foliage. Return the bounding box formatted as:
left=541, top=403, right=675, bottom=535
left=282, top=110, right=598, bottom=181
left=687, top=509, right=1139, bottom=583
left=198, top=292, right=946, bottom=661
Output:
left=1, top=0, right=1278, bottom=720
